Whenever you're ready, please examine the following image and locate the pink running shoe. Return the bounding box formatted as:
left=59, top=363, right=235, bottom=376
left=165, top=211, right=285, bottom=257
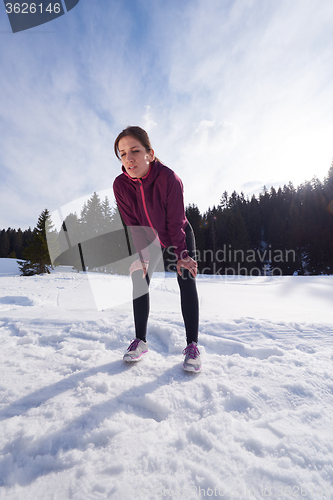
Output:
left=123, top=339, right=148, bottom=362
left=182, top=342, right=201, bottom=372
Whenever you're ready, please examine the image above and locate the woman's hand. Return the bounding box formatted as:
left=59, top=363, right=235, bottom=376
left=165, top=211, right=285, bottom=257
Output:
left=176, top=256, right=198, bottom=278
left=129, top=259, right=149, bottom=278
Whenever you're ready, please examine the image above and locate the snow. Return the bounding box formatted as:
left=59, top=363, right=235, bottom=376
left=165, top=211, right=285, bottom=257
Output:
left=0, top=257, right=333, bottom=499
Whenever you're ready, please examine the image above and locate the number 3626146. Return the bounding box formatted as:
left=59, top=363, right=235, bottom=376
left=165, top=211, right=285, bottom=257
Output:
left=5, top=3, right=62, bottom=14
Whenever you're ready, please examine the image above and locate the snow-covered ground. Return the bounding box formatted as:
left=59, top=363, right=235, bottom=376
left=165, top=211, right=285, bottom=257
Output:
left=0, top=258, right=333, bottom=500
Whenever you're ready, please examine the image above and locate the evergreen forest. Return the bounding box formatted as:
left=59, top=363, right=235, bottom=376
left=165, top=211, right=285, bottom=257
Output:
left=1, top=166, right=332, bottom=276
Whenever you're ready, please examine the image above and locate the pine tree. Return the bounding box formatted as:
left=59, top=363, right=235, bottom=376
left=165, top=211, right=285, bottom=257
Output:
left=185, top=203, right=205, bottom=270
left=80, top=192, right=105, bottom=239
left=53, top=213, right=83, bottom=271
left=247, top=195, right=262, bottom=250
left=0, top=230, right=10, bottom=258
left=12, top=229, right=24, bottom=259
left=101, top=197, right=114, bottom=231
left=18, top=209, right=53, bottom=276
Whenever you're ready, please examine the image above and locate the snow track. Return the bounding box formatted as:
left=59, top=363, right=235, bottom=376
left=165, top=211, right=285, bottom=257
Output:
left=0, top=259, right=333, bottom=499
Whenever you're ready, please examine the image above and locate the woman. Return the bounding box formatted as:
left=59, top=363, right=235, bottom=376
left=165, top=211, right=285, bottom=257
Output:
left=113, top=126, right=201, bottom=372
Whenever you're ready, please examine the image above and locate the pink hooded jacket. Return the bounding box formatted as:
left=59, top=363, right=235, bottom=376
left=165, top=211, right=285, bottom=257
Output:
left=113, top=160, right=189, bottom=262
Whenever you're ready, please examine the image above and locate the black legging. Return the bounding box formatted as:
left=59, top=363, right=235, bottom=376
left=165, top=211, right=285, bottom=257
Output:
left=131, top=223, right=199, bottom=345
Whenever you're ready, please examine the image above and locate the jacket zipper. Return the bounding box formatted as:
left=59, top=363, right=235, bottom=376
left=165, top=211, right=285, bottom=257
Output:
left=138, top=180, right=166, bottom=248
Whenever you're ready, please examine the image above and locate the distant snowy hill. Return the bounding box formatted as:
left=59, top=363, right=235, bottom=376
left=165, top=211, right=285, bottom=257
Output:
left=0, top=258, right=333, bottom=499
left=0, top=258, right=22, bottom=277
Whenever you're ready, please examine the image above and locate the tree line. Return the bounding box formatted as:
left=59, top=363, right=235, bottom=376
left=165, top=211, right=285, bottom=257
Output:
left=187, top=164, right=333, bottom=275
left=1, top=165, right=332, bottom=276
left=0, top=227, right=33, bottom=260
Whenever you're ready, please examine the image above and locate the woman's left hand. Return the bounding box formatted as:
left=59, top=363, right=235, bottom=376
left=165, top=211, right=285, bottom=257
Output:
left=176, top=256, right=198, bottom=278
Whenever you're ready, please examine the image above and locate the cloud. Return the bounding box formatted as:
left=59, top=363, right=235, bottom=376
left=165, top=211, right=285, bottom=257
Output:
left=142, top=106, right=157, bottom=132
left=0, top=1, right=148, bottom=227
left=0, top=0, right=333, bottom=227
left=143, top=0, right=333, bottom=211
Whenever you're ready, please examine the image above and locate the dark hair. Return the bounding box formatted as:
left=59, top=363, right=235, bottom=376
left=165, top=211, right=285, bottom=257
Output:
left=114, top=126, right=154, bottom=161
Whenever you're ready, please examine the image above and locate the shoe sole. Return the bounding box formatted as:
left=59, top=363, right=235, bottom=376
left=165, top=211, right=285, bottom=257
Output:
left=183, top=364, right=201, bottom=373
left=123, top=350, right=148, bottom=362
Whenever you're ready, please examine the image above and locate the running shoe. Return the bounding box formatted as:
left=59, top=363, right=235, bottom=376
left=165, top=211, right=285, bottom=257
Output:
left=123, top=339, right=148, bottom=362
left=182, top=342, right=201, bottom=372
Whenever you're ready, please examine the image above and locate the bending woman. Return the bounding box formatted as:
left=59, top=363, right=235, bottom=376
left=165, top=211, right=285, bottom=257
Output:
left=113, top=126, right=200, bottom=372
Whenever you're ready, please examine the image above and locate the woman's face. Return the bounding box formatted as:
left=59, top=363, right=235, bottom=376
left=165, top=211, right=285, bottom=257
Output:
left=118, top=136, right=154, bottom=179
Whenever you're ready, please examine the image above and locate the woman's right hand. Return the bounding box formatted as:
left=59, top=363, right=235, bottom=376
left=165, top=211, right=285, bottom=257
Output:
left=129, top=259, right=149, bottom=278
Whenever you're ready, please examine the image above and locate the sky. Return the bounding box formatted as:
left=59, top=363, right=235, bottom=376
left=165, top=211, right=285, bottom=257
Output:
left=0, top=0, right=333, bottom=229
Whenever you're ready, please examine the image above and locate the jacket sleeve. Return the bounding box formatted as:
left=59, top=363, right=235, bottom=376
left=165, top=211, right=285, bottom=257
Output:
left=113, top=179, right=150, bottom=262
left=165, top=172, right=188, bottom=260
